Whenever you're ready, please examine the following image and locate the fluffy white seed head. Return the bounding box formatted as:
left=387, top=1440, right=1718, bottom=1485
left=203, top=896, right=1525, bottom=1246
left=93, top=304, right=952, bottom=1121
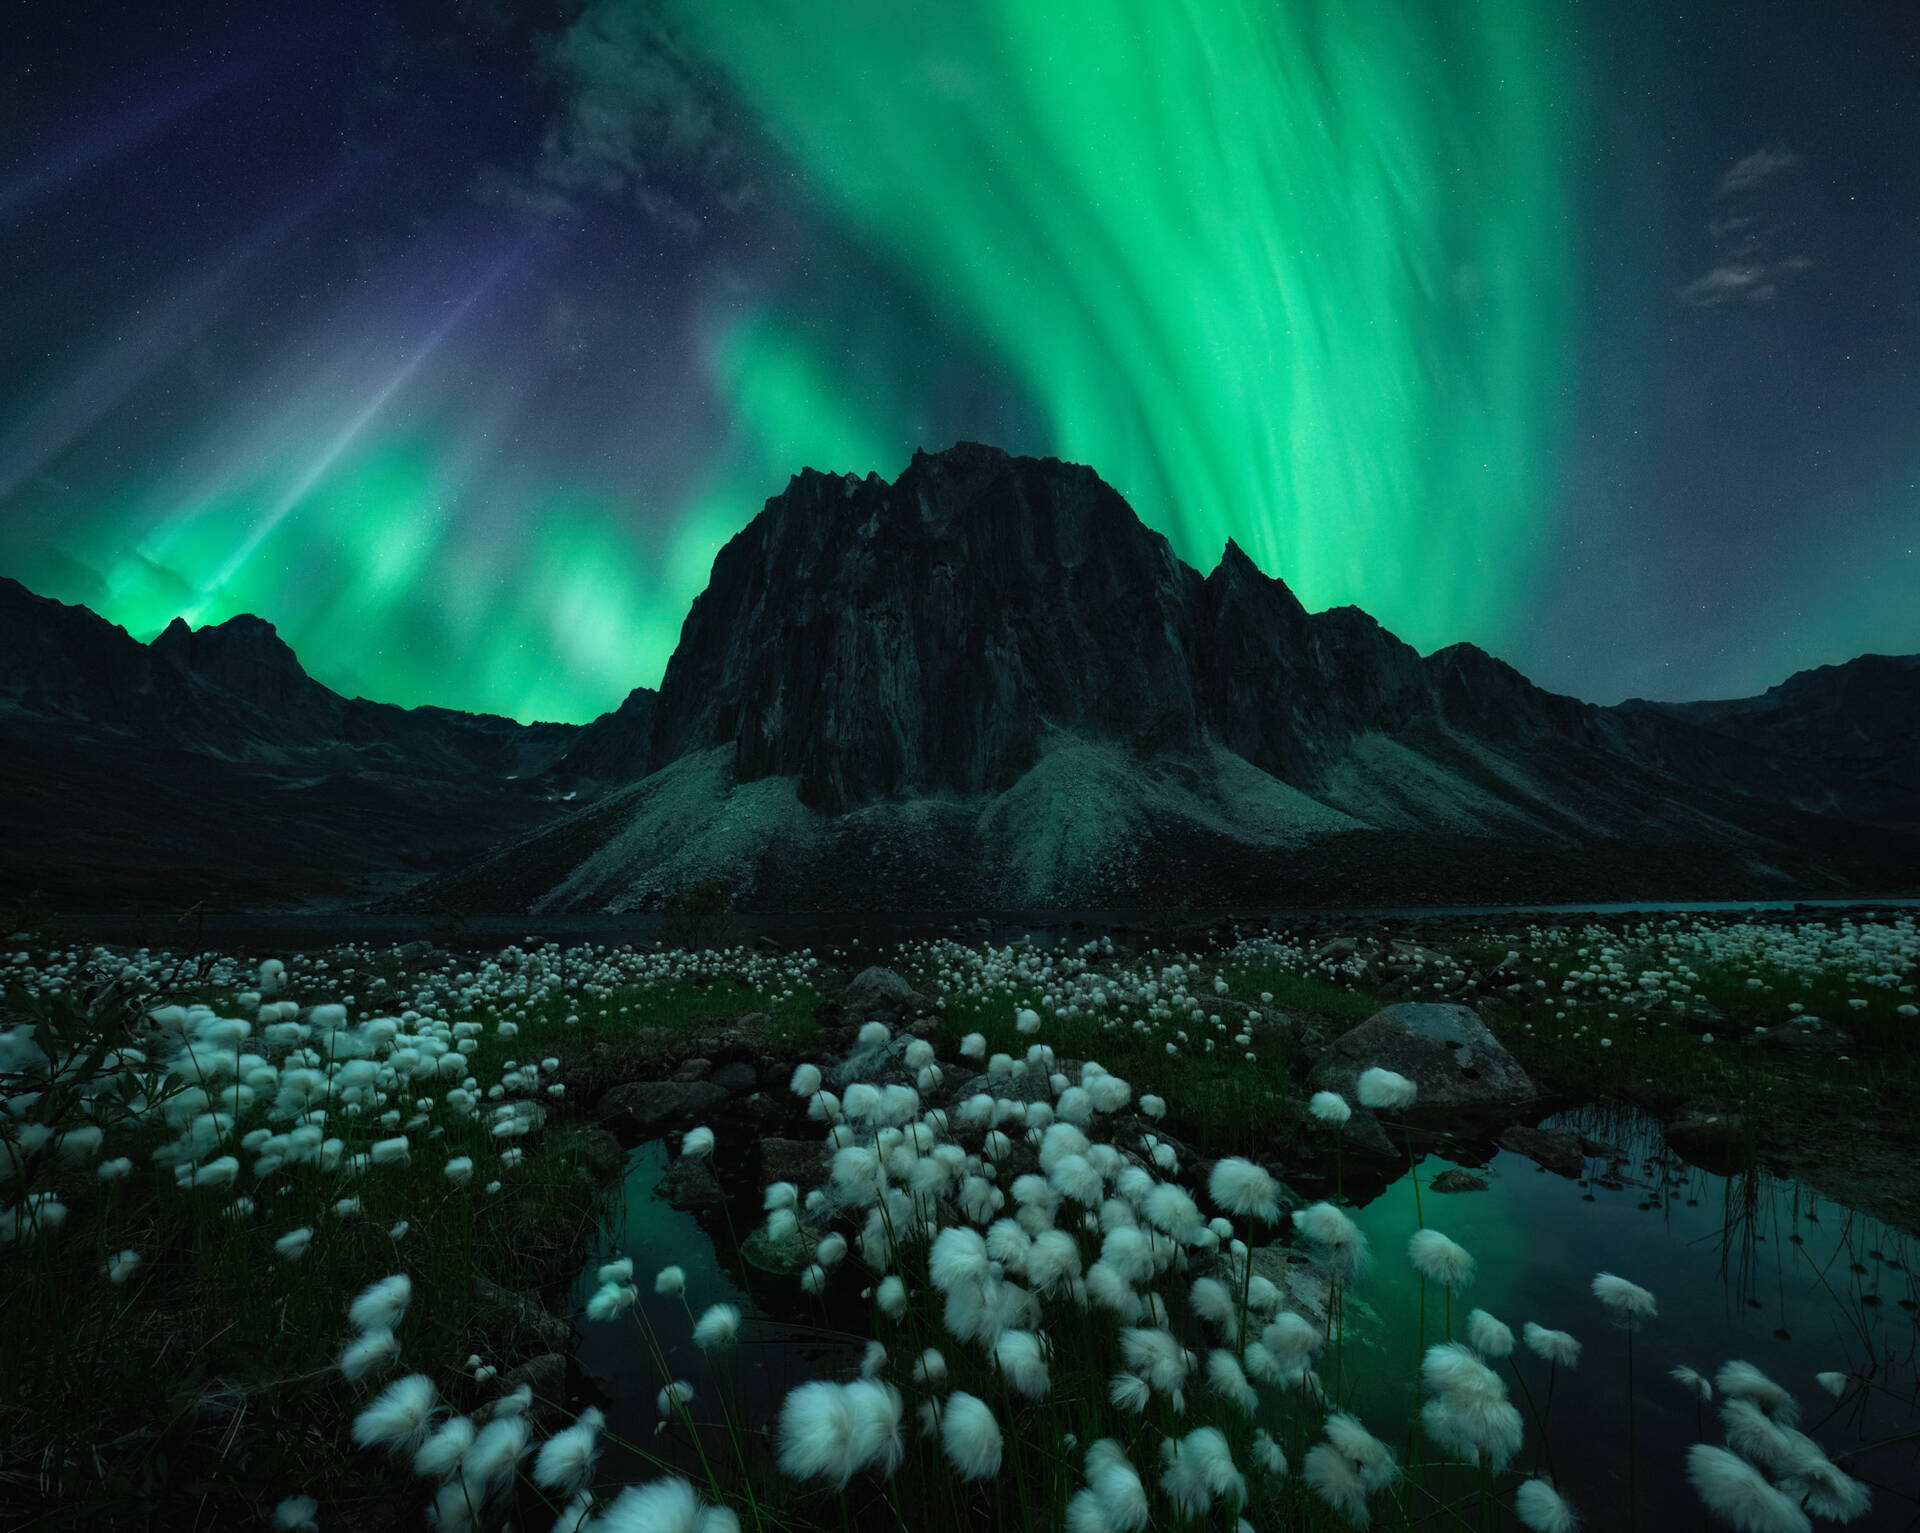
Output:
left=1523, top=1322, right=1582, bottom=1368
left=1356, top=1068, right=1417, bottom=1111
left=941, top=1391, right=1004, bottom=1480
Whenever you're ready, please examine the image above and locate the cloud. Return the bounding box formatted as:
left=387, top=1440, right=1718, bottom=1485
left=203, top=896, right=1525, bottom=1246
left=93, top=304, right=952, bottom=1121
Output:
left=1714, top=147, right=1801, bottom=197
left=531, top=0, right=766, bottom=228
left=1680, top=147, right=1809, bottom=306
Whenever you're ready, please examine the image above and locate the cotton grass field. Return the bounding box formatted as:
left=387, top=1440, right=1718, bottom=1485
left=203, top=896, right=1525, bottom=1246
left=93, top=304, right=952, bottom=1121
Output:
left=1, top=911, right=1915, bottom=1529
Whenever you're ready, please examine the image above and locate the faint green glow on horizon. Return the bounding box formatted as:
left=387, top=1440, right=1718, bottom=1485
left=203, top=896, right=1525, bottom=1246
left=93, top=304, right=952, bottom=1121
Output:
left=673, top=0, right=1577, bottom=656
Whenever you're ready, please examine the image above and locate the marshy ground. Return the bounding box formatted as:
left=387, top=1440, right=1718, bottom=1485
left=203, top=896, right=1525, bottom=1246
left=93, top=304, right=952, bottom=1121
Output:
left=1, top=907, right=1914, bottom=1529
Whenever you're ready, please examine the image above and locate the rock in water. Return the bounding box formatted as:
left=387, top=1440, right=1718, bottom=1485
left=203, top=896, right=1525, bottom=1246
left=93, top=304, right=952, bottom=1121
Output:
left=1311, top=1003, right=1537, bottom=1115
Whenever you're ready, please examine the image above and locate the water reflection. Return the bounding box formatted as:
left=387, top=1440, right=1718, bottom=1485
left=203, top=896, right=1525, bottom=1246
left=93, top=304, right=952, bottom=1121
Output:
left=1338, top=1105, right=1919, bottom=1522
left=577, top=1116, right=1919, bottom=1525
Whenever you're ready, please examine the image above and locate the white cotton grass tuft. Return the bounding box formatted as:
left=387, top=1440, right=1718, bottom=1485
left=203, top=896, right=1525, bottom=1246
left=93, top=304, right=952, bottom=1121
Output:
left=1292, top=1201, right=1372, bottom=1279
left=1672, top=1365, right=1714, bottom=1402
left=1250, top=1428, right=1287, bottom=1477
left=586, top=1281, right=639, bottom=1321
left=655, top=1264, right=686, bottom=1295
left=1408, top=1229, right=1476, bottom=1289
left=790, top=1062, right=823, bottom=1097
left=875, top=1274, right=908, bottom=1318
left=1160, top=1425, right=1247, bottom=1518
left=594, top=1476, right=725, bottom=1533
left=348, top=1273, right=412, bottom=1333
left=1716, top=1360, right=1798, bottom=1424
left=339, top=1328, right=400, bottom=1383
left=1523, top=1322, right=1581, bottom=1368
left=1209, top=1157, right=1281, bottom=1222
left=1069, top=1443, right=1150, bottom=1533
left=1514, top=1477, right=1579, bottom=1533
left=1357, top=1067, right=1417, bottom=1111
left=941, top=1391, right=1004, bottom=1480
left=693, top=1303, right=742, bottom=1350
left=459, top=1413, right=531, bottom=1503
left=351, top=1373, right=437, bottom=1456
left=105, top=1249, right=142, bottom=1285
left=1109, top=1371, right=1152, bottom=1414
left=1815, top=1370, right=1849, bottom=1398
left=993, top=1330, right=1051, bottom=1398
left=1323, top=1412, right=1397, bottom=1492
left=1302, top=1441, right=1370, bottom=1523
left=776, top=1379, right=903, bottom=1487
left=272, top=1495, right=319, bottom=1531
left=598, top=1257, right=634, bottom=1285
left=1686, top=1443, right=1813, bottom=1533
left=413, top=1414, right=475, bottom=1477
left=1208, top=1349, right=1260, bottom=1414
left=1309, top=1091, right=1352, bottom=1126
left=532, top=1407, right=604, bottom=1499
left=1467, top=1309, right=1514, bottom=1359
left=1591, top=1271, right=1656, bottom=1326
left=680, top=1125, right=715, bottom=1160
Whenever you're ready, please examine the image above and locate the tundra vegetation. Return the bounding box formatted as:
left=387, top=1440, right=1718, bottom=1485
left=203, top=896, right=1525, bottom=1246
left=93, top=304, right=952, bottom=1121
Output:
left=0, top=910, right=1913, bottom=1528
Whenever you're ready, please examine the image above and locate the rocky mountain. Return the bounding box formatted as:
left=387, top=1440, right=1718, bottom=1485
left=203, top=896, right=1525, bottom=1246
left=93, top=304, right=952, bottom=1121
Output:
left=0, top=577, right=589, bottom=911
left=393, top=443, right=1920, bottom=915
left=1621, top=654, right=1920, bottom=793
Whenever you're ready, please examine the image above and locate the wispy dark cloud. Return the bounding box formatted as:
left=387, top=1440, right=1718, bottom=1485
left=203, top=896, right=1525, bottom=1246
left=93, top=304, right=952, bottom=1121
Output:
left=1681, top=147, right=1810, bottom=307
left=1714, top=146, right=1802, bottom=197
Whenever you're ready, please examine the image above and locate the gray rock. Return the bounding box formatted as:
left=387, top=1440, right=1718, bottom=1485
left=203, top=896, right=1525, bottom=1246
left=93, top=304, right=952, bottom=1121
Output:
left=1495, top=1125, right=1583, bottom=1178
left=672, top=1058, right=714, bottom=1082
left=397, top=940, right=437, bottom=960
left=471, top=1274, right=570, bottom=1348
left=657, top=1156, right=725, bottom=1211
left=841, top=966, right=928, bottom=1020
left=758, top=1136, right=828, bottom=1188
left=711, top=1060, right=759, bottom=1093
left=576, top=1127, right=629, bottom=1184
left=597, top=1079, right=728, bottom=1137
left=1311, top=1002, right=1537, bottom=1114
left=1429, top=1168, right=1489, bottom=1194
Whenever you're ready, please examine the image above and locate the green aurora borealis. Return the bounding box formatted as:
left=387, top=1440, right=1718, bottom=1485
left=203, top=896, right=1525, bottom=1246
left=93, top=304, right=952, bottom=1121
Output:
left=2, top=0, right=1914, bottom=724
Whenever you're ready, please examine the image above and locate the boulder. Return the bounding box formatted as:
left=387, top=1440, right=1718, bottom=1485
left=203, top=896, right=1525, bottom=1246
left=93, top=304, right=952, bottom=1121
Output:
left=498, top=1353, right=569, bottom=1421
left=757, top=1136, right=829, bottom=1188
left=711, top=1060, right=759, bottom=1093
left=597, top=1079, right=729, bottom=1138
left=1311, top=1003, right=1536, bottom=1115
left=841, top=966, right=930, bottom=1021
left=1429, top=1168, right=1489, bottom=1194
left=657, top=1156, right=725, bottom=1211
left=672, top=1058, right=714, bottom=1082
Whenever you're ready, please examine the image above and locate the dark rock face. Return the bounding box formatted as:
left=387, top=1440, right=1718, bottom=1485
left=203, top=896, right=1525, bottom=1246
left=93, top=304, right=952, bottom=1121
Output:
left=649, top=444, right=1209, bottom=812
left=548, top=686, right=658, bottom=784
left=1312, top=1003, right=1538, bottom=1114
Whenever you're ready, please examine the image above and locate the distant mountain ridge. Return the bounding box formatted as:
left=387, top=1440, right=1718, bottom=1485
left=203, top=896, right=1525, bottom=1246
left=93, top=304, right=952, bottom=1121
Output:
left=3, top=444, right=1915, bottom=914
left=0, top=575, right=636, bottom=910
left=392, top=443, right=1920, bottom=913
left=1622, top=654, right=1920, bottom=793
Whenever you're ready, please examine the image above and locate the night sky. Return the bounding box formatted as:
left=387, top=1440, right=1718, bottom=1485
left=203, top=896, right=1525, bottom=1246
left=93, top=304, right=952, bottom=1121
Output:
left=3, top=1, right=1915, bottom=726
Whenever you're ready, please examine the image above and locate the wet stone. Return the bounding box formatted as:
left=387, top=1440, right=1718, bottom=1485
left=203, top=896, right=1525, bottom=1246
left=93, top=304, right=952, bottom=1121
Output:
left=1429, top=1168, right=1489, bottom=1194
